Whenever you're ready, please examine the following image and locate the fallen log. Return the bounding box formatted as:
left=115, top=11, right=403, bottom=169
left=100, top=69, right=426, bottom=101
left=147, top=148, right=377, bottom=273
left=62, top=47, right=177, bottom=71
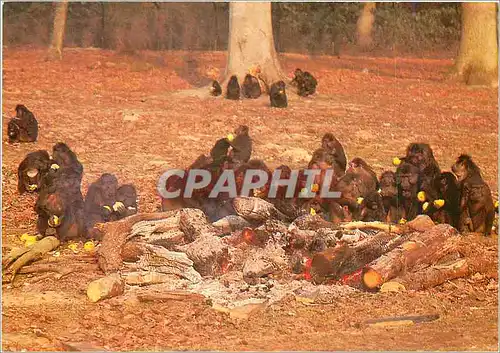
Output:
left=17, top=262, right=99, bottom=275
left=232, top=196, right=290, bottom=222
left=87, top=273, right=125, bottom=303
left=340, top=215, right=436, bottom=234
left=363, top=314, right=440, bottom=328
left=179, top=235, right=229, bottom=277
left=179, top=208, right=219, bottom=241
left=308, top=231, right=410, bottom=284
left=392, top=259, right=469, bottom=291
left=3, top=236, right=60, bottom=282
left=124, top=243, right=202, bottom=283
left=362, top=224, right=459, bottom=289
left=136, top=290, right=206, bottom=303
left=96, top=211, right=178, bottom=274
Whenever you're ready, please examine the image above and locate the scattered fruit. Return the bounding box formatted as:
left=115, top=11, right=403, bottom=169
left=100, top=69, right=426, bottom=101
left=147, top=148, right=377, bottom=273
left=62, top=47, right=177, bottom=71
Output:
left=417, top=191, right=426, bottom=202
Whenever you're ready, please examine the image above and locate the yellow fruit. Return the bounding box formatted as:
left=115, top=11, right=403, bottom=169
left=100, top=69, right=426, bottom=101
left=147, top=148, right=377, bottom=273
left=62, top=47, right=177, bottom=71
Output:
left=422, top=202, right=429, bottom=211
left=83, top=241, right=95, bottom=252
left=433, top=199, right=445, bottom=209
left=392, top=157, right=402, bottom=166
left=399, top=218, right=407, bottom=225
left=50, top=163, right=60, bottom=170
left=68, top=243, right=79, bottom=253
left=356, top=197, right=364, bottom=205
left=495, top=200, right=499, bottom=209
left=417, top=191, right=426, bottom=202
left=24, top=235, right=38, bottom=247
left=227, top=133, right=235, bottom=142
left=28, top=184, right=38, bottom=191
left=310, top=208, right=316, bottom=215
left=53, top=251, right=61, bottom=257
left=311, top=184, right=320, bottom=193
left=20, top=233, right=31, bottom=241
left=103, top=205, right=112, bottom=212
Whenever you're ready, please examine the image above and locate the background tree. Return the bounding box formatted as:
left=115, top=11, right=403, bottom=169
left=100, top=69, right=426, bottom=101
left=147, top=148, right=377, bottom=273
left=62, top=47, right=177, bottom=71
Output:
left=356, top=2, right=376, bottom=49
left=47, top=0, right=68, bottom=60
left=224, top=1, right=285, bottom=91
left=455, top=2, right=498, bottom=87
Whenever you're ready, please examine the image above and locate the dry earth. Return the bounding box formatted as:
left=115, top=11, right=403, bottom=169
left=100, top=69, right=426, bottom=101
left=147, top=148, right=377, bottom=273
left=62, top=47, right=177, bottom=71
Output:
left=1, top=48, right=498, bottom=351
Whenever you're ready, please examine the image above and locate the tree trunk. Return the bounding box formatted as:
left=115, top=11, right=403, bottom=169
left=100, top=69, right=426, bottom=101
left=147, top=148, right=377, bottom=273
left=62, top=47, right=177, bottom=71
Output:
left=362, top=224, right=459, bottom=289
left=455, top=3, right=498, bottom=87
left=356, top=2, right=376, bottom=49
left=47, top=0, right=69, bottom=60
left=225, top=2, right=285, bottom=91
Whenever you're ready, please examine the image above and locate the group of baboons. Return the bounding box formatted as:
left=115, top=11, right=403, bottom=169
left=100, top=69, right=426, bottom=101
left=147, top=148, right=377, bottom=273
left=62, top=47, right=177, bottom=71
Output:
left=161, top=125, right=498, bottom=237
left=209, top=68, right=318, bottom=107
left=11, top=105, right=138, bottom=242
left=7, top=96, right=498, bottom=244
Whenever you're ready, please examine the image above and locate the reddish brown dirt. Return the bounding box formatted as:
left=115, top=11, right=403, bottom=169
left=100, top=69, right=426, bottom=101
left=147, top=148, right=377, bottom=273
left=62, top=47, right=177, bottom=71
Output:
left=2, top=48, right=498, bottom=351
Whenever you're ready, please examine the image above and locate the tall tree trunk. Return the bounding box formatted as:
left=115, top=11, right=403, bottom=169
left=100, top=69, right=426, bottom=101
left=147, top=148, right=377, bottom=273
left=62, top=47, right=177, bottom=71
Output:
left=47, top=0, right=69, bottom=60
left=455, top=3, right=498, bottom=87
left=356, top=2, right=376, bottom=49
left=225, top=2, right=285, bottom=91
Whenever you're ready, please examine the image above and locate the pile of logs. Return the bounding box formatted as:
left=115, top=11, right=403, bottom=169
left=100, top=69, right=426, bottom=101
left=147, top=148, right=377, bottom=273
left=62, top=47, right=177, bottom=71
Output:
left=4, top=196, right=496, bottom=302
left=92, top=196, right=497, bottom=301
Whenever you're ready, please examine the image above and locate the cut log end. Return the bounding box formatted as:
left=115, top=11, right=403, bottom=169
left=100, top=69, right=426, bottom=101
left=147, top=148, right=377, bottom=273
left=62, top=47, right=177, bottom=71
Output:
left=363, top=268, right=382, bottom=289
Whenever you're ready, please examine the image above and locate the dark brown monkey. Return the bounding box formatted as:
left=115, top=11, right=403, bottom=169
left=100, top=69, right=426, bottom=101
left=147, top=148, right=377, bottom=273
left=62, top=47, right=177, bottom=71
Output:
left=210, top=80, right=222, bottom=96
left=331, top=173, right=364, bottom=220
left=378, top=171, right=400, bottom=222
left=242, top=74, right=261, bottom=99
left=269, top=81, right=287, bottom=108
left=309, top=148, right=344, bottom=179
left=291, top=68, right=317, bottom=97
left=234, top=159, right=272, bottom=198
left=35, top=191, right=87, bottom=242
left=359, top=190, right=386, bottom=222
left=396, top=162, right=420, bottom=221
left=321, top=133, right=347, bottom=172
left=228, top=125, right=252, bottom=168
left=451, top=154, right=495, bottom=236
left=403, top=142, right=441, bottom=204
left=84, top=173, right=119, bottom=233
left=423, top=172, right=460, bottom=228
left=17, top=150, right=51, bottom=194
left=226, top=75, right=240, bottom=100
left=210, top=137, right=231, bottom=169
left=346, top=157, right=379, bottom=195
left=8, top=104, right=38, bottom=143
left=109, top=184, right=138, bottom=221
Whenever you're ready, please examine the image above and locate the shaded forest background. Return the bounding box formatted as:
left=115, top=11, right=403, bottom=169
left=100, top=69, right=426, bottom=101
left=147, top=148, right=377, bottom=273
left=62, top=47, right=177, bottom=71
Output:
left=3, top=2, right=461, bottom=55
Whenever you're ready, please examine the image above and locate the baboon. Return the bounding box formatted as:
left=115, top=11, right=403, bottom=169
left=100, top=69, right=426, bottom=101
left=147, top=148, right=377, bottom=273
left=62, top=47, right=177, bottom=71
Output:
left=8, top=104, right=38, bottom=143
left=242, top=74, right=261, bottom=99
left=210, top=80, right=222, bottom=96
left=269, top=81, right=288, bottom=108
left=291, top=68, right=317, bottom=97
left=452, top=154, right=495, bottom=236
left=226, top=75, right=240, bottom=100
left=17, top=150, right=51, bottom=194
left=228, top=125, right=252, bottom=168
left=396, top=162, right=420, bottom=221
left=84, top=173, right=119, bottom=231
left=321, top=133, right=347, bottom=172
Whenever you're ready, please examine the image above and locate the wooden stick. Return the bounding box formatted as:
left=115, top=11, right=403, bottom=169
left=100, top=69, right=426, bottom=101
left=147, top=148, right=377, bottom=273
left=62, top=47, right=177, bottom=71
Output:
left=341, top=221, right=403, bottom=234
left=136, top=290, right=206, bottom=303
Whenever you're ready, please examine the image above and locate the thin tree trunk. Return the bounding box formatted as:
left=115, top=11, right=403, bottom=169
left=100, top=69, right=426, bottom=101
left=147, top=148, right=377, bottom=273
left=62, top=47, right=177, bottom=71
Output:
left=455, top=3, right=498, bottom=87
left=225, top=2, right=285, bottom=91
left=356, top=2, right=376, bottom=49
left=47, top=0, right=69, bottom=60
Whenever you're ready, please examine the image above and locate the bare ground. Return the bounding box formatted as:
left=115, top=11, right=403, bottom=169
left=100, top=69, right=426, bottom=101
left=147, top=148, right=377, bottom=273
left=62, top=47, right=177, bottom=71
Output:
left=2, top=48, right=498, bottom=351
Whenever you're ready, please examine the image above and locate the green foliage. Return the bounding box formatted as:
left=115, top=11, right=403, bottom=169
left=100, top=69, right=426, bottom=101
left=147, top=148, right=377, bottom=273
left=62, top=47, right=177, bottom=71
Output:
left=3, top=2, right=461, bottom=55
left=373, top=3, right=461, bottom=51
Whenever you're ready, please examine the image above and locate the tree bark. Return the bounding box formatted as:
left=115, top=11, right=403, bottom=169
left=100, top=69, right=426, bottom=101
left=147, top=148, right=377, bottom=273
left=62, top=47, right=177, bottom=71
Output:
left=362, top=224, right=459, bottom=289
left=309, top=231, right=410, bottom=284
left=356, top=2, right=376, bottom=49
left=455, top=2, right=498, bottom=87
left=47, top=0, right=69, bottom=60
left=225, top=2, right=285, bottom=91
